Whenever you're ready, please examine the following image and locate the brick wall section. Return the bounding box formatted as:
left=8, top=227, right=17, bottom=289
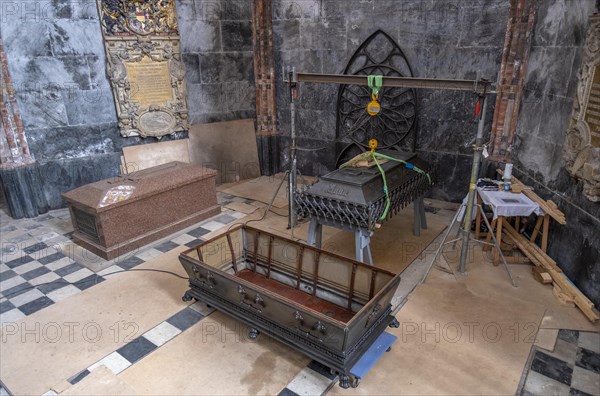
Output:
left=252, top=0, right=277, bottom=134
left=490, top=0, right=537, bottom=160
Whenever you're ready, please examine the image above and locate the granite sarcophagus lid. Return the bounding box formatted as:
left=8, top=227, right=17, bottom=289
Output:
left=62, top=161, right=220, bottom=260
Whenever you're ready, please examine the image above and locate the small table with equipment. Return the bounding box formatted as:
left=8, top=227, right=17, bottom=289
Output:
left=474, top=185, right=544, bottom=264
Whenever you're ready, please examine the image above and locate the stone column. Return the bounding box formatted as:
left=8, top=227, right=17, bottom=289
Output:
left=0, top=36, right=48, bottom=218
left=490, top=0, right=537, bottom=160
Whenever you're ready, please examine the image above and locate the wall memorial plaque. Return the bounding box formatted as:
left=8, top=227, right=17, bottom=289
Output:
left=565, top=14, right=600, bottom=202
left=97, top=0, right=189, bottom=138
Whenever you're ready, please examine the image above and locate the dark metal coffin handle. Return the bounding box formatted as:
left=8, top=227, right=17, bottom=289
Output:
left=192, top=267, right=216, bottom=289
left=294, top=311, right=327, bottom=341
left=365, top=304, right=382, bottom=328
left=238, top=287, right=264, bottom=313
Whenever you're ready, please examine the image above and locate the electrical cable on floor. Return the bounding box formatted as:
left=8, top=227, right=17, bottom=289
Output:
left=0, top=268, right=189, bottom=302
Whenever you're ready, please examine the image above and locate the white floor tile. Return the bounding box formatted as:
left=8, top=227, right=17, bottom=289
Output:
left=41, top=390, right=58, bottom=395
left=0, top=275, right=26, bottom=291
left=143, top=322, right=181, bottom=347
left=523, top=370, right=570, bottom=395
left=230, top=211, right=247, bottom=219
left=13, top=261, right=43, bottom=275
left=88, top=353, right=132, bottom=374
left=571, top=365, right=600, bottom=396
left=9, top=288, right=44, bottom=307
left=62, top=268, right=94, bottom=283
left=29, top=272, right=61, bottom=286
left=0, top=263, right=9, bottom=272
left=190, top=301, right=215, bottom=316
left=170, top=233, right=196, bottom=245
left=97, top=265, right=124, bottom=277
left=199, top=220, right=225, bottom=232
left=134, top=248, right=162, bottom=261
left=0, top=308, right=26, bottom=326
left=45, top=257, right=75, bottom=271
left=578, top=331, right=600, bottom=354
left=46, top=285, right=81, bottom=303
left=34, top=232, right=63, bottom=243
left=286, top=367, right=334, bottom=396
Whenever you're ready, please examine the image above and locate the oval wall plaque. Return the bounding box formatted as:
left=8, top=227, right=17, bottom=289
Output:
left=138, top=110, right=176, bottom=137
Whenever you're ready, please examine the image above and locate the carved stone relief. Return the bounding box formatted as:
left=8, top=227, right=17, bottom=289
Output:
left=565, top=14, right=600, bottom=201
left=97, top=0, right=188, bottom=138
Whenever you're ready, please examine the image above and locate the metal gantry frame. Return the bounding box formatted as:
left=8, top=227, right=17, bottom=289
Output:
left=283, top=68, right=515, bottom=284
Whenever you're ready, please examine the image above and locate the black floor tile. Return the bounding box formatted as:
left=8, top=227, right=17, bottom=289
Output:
left=243, top=199, right=255, bottom=204
left=74, top=275, right=105, bottom=291
left=68, top=369, right=90, bottom=385
left=23, top=242, right=48, bottom=254
left=0, top=300, right=15, bottom=314
left=55, top=263, right=83, bottom=277
left=531, top=350, right=573, bottom=386
left=214, top=213, right=236, bottom=224
left=184, top=238, right=204, bottom=248
left=18, top=296, right=54, bottom=315
left=570, top=388, right=594, bottom=396
left=37, top=279, right=69, bottom=294
left=21, top=266, right=51, bottom=281
left=0, top=269, right=18, bottom=282
left=308, top=360, right=337, bottom=380
left=278, top=388, right=300, bottom=396
left=188, top=227, right=210, bottom=238
left=558, top=329, right=580, bottom=344
left=117, top=256, right=145, bottom=270
left=5, top=255, right=34, bottom=269
left=24, top=223, right=43, bottom=230
left=117, top=337, right=157, bottom=363
left=154, top=241, right=179, bottom=253
left=38, top=252, right=66, bottom=265
left=575, top=347, right=600, bottom=374
left=2, top=282, right=33, bottom=299
left=167, top=307, right=204, bottom=331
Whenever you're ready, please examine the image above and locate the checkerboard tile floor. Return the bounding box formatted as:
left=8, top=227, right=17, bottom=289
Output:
left=520, top=330, right=600, bottom=396
left=0, top=192, right=245, bottom=325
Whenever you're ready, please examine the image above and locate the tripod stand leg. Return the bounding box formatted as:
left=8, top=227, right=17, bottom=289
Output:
left=421, top=204, right=462, bottom=284
left=477, top=204, right=517, bottom=287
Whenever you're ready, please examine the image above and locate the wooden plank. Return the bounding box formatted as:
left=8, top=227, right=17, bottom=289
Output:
left=529, top=215, right=544, bottom=242
left=532, top=266, right=552, bottom=284
left=496, top=169, right=566, bottom=224
left=553, top=283, right=575, bottom=307
left=484, top=218, right=496, bottom=251
left=502, top=221, right=599, bottom=323
left=541, top=214, right=550, bottom=252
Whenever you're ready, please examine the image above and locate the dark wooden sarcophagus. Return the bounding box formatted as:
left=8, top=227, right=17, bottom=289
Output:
left=179, top=225, right=400, bottom=385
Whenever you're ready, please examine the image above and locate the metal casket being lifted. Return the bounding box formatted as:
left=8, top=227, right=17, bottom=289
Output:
left=179, top=225, right=400, bottom=383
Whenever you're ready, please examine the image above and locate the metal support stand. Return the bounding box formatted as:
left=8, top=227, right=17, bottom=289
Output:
left=424, top=200, right=517, bottom=287
left=421, top=88, right=516, bottom=287
left=458, top=92, right=488, bottom=273
left=306, top=197, right=427, bottom=266
left=286, top=66, right=298, bottom=230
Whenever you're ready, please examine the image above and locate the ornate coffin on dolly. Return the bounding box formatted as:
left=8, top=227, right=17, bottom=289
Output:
left=180, top=225, right=401, bottom=388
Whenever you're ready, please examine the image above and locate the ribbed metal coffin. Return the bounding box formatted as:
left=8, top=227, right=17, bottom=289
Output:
left=295, top=150, right=433, bottom=231
left=179, top=225, right=400, bottom=374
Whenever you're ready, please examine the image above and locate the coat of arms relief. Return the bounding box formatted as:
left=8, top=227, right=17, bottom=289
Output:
left=565, top=14, right=600, bottom=202
left=97, top=0, right=189, bottom=138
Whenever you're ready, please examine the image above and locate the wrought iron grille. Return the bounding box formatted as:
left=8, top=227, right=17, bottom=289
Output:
left=335, top=30, right=418, bottom=167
